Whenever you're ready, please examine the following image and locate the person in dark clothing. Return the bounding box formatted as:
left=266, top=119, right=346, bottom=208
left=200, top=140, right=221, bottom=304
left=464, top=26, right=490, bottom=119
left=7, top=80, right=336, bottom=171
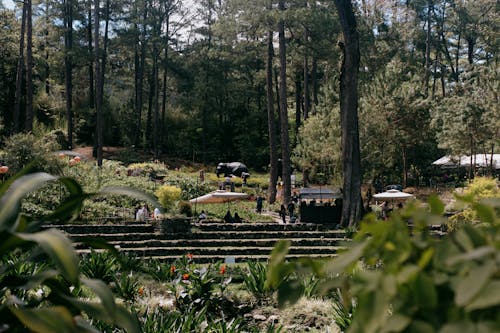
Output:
left=224, top=210, right=234, bottom=223
left=279, top=204, right=287, bottom=224
left=256, top=195, right=263, bottom=214
left=287, top=202, right=295, bottom=218
left=233, top=212, right=242, bottom=223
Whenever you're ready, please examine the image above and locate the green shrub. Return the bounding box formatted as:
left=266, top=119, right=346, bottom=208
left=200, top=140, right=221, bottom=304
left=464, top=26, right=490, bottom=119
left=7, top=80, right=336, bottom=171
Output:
left=267, top=196, right=500, bottom=332
left=448, top=177, right=500, bottom=229
left=178, top=200, right=193, bottom=217
left=80, top=250, right=118, bottom=283
left=155, top=185, right=182, bottom=210
left=244, top=261, right=272, bottom=302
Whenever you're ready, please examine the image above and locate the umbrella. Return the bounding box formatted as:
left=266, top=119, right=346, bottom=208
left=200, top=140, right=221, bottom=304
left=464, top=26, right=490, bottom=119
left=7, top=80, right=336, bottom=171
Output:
left=373, top=189, right=415, bottom=201
left=189, top=190, right=248, bottom=204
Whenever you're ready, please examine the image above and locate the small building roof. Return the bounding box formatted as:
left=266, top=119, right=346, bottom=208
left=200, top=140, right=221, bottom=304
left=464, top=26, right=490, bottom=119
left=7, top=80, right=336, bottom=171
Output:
left=298, top=187, right=342, bottom=200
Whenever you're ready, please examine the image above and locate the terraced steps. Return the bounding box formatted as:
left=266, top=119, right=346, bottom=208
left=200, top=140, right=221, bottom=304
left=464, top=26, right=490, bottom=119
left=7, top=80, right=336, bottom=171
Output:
left=44, top=221, right=348, bottom=263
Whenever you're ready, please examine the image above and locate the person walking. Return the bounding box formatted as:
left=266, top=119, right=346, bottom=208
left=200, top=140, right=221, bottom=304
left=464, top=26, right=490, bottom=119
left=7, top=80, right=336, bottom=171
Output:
left=279, top=204, right=287, bottom=224
left=256, top=195, right=263, bottom=214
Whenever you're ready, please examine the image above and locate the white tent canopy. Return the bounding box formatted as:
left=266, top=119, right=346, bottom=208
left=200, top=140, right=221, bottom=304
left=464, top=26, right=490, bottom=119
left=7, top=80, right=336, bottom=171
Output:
left=373, top=189, right=415, bottom=201
left=189, top=190, right=248, bottom=204
left=432, top=154, right=500, bottom=169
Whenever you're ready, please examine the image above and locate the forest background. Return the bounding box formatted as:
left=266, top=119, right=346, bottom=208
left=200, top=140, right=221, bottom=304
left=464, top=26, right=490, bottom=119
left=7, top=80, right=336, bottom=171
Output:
left=0, top=0, right=498, bottom=187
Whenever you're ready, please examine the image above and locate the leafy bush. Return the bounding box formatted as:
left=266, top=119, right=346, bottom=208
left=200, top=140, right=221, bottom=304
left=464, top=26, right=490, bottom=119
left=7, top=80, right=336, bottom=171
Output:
left=80, top=250, right=118, bottom=284
left=155, top=185, right=182, bottom=210
left=244, top=261, right=272, bottom=302
left=0, top=132, right=64, bottom=175
left=178, top=200, right=193, bottom=217
left=114, top=272, right=140, bottom=303
left=448, top=177, right=500, bottom=229
left=0, top=172, right=142, bottom=332
left=267, top=196, right=500, bottom=332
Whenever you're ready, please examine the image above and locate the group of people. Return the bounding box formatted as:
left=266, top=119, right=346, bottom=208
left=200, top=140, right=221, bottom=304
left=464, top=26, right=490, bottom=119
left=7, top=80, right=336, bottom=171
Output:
left=224, top=210, right=243, bottom=223
left=135, top=204, right=161, bottom=222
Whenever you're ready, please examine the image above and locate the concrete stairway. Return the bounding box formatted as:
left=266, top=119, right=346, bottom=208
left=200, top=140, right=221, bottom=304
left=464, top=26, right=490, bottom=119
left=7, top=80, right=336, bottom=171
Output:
left=45, top=221, right=349, bottom=263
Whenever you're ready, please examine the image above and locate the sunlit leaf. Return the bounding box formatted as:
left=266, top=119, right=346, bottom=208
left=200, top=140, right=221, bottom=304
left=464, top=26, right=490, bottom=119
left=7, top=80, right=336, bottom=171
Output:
left=17, top=229, right=79, bottom=284
left=99, top=186, right=161, bottom=211
left=428, top=194, right=445, bottom=215
left=455, top=261, right=496, bottom=306
left=0, top=173, right=57, bottom=231
left=465, top=280, right=500, bottom=311
left=10, top=306, right=76, bottom=333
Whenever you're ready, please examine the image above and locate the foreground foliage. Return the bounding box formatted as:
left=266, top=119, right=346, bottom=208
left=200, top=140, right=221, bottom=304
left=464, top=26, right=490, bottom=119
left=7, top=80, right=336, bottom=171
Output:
left=0, top=170, right=159, bottom=332
left=268, top=195, right=500, bottom=333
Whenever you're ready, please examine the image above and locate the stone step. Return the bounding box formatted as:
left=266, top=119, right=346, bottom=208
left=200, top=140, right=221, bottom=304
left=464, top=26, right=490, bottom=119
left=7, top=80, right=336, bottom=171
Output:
left=78, top=245, right=344, bottom=257
left=192, top=223, right=339, bottom=232
left=69, top=230, right=347, bottom=242
left=139, top=253, right=339, bottom=264
left=73, top=237, right=349, bottom=249
left=43, top=224, right=155, bottom=234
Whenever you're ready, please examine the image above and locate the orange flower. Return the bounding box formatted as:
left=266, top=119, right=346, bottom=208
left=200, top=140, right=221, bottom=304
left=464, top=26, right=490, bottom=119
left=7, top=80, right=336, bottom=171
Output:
left=170, top=265, right=176, bottom=273
left=182, top=273, right=189, bottom=280
left=219, top=265, right=226, bottom=275
left=186, top=253, right=194, bottom=259
left=138, top=286, right=145, bottom=296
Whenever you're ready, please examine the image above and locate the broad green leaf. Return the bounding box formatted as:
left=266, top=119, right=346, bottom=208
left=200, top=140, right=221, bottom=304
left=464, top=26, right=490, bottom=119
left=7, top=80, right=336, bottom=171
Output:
left=81, top=278, right=116, bottom=319
left=67, top=298, right=139, bottom=333
left=0, top=173, right=57, bottom=231
left=406, top=320, right=436, bottom=333
left=382, top=314, right=411, bottom=333
left=21, top=269, right=59, bottom=290
left=414, top=273, right=437, bottom=308
left=277, top=280, right=304, bottom=308
left=266, top=240, right=290, bottom=289
left=453, top=229, right=474, bottom=252
left=473, top=203, right=496, bottom=224
left=46, top=194, right=88, bottom=222
left=418, top=248, right=435, bottom=269
left=397, top=265, right=419, bottom=284
left=439, top=321, right=476, bottom=333
left=323, top=240, right=368, bottom=276
left=455, top=261, right=496, bottom=306
left=99, top=186, right=161, bottom=211
left=10, top=306, right=76, bottom=333
left=17, top=229, right=79, bottom=284
left=465, top=280, right=500, bottom=311
left=446, top=246, right=495, bottom=266
left=59, top=177, right=84, bottom=196
left=428, top=194, right=445, bottom=215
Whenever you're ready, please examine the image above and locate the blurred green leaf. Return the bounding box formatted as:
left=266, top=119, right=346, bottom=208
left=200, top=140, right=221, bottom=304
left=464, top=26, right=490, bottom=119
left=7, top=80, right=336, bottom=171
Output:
left=323, top=240, right=368, bottom=276
left=465, top=280, right=500, bottom=311
left=0, top=173, right=57, bottom=231
left=99, top=186, right=162, bottom=211
left=277, top=280, right=304, bottom=308
left=81, top=278, right=116, bottom=319
left=10, top=306, right=76, bottom=333
left=446, top=246, right=495, bottom=266
left=266, top=240, right=291, bottom=290
left=428, top=194, right=445, bottom=215
left=18, top=229, right=79, bottom=284
left=455, top=261, right=496, bottom=306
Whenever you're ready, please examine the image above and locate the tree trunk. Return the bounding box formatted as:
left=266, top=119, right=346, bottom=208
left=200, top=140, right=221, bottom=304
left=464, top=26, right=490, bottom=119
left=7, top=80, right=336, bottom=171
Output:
left=100, top=0, right=110, bottom=103
left=94, top=0, right=103, bottom=166
left=134, top=4, right=147, bottom=147
left=25, top=0, right=33, bottom=132
left=13, top=0, right=27, bottom=134
left=311, top=56, right=318, bottom=114
left=295, top=71, right=301, bottom=137
left=334, top=0, right=362, bottom=227
left=278, top=0, right=291, bottom=205
left=424, top=0, right=433, bottom=97
left=87, top=4, right=94, bottom=109
left=266, top=22, right=278, bottom=203
left=303, top=29, right=310, bottom=120
left=64, top=0, right=73, bottom=149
